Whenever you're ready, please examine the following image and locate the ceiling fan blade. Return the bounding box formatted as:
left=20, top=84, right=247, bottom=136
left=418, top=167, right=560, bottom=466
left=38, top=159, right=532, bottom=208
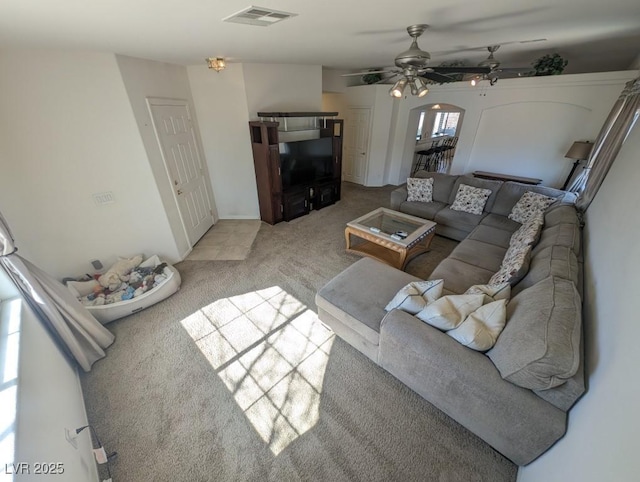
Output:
left=420, top=71, right=457, bottom=84
left=497, top=67, right=536, bottom=73
left=375, top=73, right=402, bottom=84
left=341, top=69, right=397, bottom=77
left=432, top=66, right=492, bottom=74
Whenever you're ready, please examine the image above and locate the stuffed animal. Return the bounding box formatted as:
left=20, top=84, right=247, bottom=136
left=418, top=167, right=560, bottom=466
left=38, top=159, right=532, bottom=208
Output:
left=98, top=255, right=144, bottom=291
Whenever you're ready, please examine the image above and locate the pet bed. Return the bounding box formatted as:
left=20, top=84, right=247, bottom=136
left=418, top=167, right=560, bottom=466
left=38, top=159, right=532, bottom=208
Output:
left=67, top=255, right=181, bottom=324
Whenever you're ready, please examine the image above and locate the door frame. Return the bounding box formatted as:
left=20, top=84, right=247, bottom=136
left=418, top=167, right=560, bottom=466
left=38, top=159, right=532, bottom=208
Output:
left=345, top=106, right=372, bottom=185
left=146, top=97, right=218, bottom=257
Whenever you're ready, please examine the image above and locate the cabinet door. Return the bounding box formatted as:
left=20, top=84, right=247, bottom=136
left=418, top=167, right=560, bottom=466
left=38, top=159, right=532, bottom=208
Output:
left=268, top=146, right=282, bottom=194
left=283, top=189, right=310, bottom=221
left=314, top=181, right=339, bottom=210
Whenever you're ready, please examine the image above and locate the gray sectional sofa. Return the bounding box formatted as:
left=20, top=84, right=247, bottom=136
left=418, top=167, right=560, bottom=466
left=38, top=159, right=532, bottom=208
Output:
left=316, top=171, right=584, bottom=465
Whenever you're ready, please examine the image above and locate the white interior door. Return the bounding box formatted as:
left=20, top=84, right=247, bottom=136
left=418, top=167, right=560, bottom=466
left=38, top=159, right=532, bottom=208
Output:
left=148, top=100, right=214, bottom=246
left=344, top=108, right=371, bottom=185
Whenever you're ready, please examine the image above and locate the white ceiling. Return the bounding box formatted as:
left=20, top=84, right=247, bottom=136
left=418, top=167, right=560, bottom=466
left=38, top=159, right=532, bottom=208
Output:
left=1, top=0, right=639, bottom=74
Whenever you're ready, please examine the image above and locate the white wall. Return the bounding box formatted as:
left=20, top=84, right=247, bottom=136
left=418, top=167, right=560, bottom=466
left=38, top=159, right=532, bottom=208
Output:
left=116, top=55, right=217, bottom=257
left=386, top=71, right=638, bottom=187
left=0, top=49, right=181, bottom=279
left=345, top=85, right=395, bottom=186
left=322, top=68, right=349, bottom=93
left=187, top=64, right=260, bottom=219
left=14, top=299, right=98, bottom=482
left=242, top=63, right=322, bottom=120
left=518, top=108, right=640, bottom=481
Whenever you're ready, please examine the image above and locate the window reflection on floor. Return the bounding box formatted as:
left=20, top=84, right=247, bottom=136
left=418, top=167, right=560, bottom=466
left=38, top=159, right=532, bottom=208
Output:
left=180, top=287, right=334, bottom=455
left=0, top=299, right=21, bottom=482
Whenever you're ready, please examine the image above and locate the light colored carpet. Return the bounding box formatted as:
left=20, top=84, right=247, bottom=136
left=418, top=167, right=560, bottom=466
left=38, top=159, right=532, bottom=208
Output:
left=186, top=220, right=261, bottom=261
left=81, top=182, right=517, bottom=482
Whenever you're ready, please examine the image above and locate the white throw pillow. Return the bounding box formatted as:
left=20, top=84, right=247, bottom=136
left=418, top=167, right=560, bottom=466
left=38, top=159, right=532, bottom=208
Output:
left=406, top=177, right=434, bottom=203
left=510, top=215, right=544, bottom=248
left=450, top=184, right=492, bottom=215
left=385, top=279, right=444, bottom=314
left=447, top=299, right=507, bottom=351
left=508, top=191, right=556, bottom=224
left=465, top=282, right=511, bottom=305
left=415, top=294, right=484, bottom=330
left=489, top=244, right=532, bottom=285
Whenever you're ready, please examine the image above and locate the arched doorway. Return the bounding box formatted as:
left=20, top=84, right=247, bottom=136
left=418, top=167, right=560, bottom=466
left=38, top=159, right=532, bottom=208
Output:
left=410, top=103, right=465, bottom=175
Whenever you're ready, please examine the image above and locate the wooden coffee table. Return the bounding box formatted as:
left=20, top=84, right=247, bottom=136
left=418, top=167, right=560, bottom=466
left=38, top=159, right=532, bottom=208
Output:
left=345, top=207, right=436, bottom=270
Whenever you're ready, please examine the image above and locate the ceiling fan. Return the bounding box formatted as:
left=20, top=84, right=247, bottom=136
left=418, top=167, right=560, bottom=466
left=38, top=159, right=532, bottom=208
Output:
left=342, top=24, right=468, bottom=98
left=466, top=45, right=537, bottom=86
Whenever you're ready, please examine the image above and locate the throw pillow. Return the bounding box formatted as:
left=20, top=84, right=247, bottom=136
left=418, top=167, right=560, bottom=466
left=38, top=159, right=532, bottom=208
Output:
left=510, top=215, right=544, bottom=248
left=465, top=282, right=511, bottom=305
left=406, top=177, right=434, bottom=203
left=385, top=279, right=444, bottom=314
left=487, top=277, right=582, bottom=390
left=508, top=191, right=557, bottom=224
left=447, top=299, right=508, bottom=351
left=415, top=294, right=484, bottom=330
left=450, top=184, right=492, bottom=215
left=489, top=244, right=532, bottom=286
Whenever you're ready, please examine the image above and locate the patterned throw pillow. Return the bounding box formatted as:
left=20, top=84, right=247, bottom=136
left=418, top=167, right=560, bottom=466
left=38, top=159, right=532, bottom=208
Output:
left=415, top=294, right=484, bottom=330
left=489, top=243, right=532, bottom=285
left=508, top=191, right=557, bottom=224
left=447, top=299, right=508, bottom=351
left=465, top=282, right=511, bottom=305
left=450, top=184, right=492, bottom=215
left=385, top=279, right=444, bottom=314
left=510, top=215, right=544, bottom=248
left=406, top=177, right=434, bottom=202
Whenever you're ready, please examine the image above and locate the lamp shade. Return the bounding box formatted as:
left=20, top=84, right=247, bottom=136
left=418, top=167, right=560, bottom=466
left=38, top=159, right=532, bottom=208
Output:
left=565, top=141, right=593, bottom=160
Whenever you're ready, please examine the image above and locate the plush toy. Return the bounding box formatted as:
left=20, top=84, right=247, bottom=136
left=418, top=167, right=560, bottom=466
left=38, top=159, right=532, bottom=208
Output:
left=98, top=255, right=144, bottom=291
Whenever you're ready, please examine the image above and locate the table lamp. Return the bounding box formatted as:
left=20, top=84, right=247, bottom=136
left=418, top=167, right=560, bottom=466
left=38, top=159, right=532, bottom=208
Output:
left=562, top=141, right=593, bottom=190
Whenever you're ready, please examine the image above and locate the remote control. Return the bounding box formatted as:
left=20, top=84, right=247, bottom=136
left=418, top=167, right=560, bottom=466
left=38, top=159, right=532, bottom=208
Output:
left=390, top=234, right=402, bottom=240
left=370, top=227, right=381, bottom=233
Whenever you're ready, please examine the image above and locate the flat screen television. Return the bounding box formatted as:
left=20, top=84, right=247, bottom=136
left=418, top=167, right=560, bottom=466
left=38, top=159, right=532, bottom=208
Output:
left=279, top=137, right=333, bottom=190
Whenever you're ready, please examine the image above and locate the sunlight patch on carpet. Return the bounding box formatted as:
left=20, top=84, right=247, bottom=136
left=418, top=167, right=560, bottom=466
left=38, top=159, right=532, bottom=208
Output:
left=180, top=287, right=334, bottom=455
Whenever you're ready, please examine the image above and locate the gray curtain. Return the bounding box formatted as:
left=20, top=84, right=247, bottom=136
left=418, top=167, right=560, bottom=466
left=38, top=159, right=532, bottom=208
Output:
left=570, top=77, right=640, bottom=210
left=0, top=211, right=114, bottom=372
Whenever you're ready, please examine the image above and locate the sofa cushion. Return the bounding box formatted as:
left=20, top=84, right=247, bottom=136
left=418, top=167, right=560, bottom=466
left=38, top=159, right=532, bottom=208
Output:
left=399, top=200, right=447, bottom=220
left=467, top=225, right=513, bottom=248
left=450, top=184, right=493, bottom=215
left=479, top=213, right=521, bottom=233
left=316, top=258, right=420, bottom=345
left=492, top=182, right=569, bottom=217
left=407, top=177, right=434, bottom=202
left=435, top=207, right=487, bottom=235
left=532, top=223, right=581, bottom=258
left=544, top=204, right=580, bottom=227
left=449, top=239, right=507, bottom=273
left=415, top=171, right=459, bottom=204
left=429, top=258, right=494, bottom=294
left=512, top=246, right=579, bottom=297
left=448, top=176, right=503, bottom=212
left=447, top=299, right=508, bottom=352
left=385, top=279, right=444, bottom=314
left=416, top=294, right=484, bottom=330
left=488, top=276, right=582, bottom=390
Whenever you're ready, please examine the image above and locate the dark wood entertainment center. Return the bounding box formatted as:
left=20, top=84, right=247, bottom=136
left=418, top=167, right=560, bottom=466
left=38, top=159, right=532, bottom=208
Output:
left=249, top=112, right=343, bottom=224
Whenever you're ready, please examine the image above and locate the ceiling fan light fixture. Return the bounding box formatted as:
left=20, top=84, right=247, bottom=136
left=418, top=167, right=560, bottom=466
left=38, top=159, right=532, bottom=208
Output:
left=389, top=78, right=408, bottom=98
left=412, top=77, right=429, bottom=97
left=206, top=57, right=226, bottom=72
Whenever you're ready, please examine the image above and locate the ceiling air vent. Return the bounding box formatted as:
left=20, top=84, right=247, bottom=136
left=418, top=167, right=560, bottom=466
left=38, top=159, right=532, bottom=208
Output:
left=223, top=6, right=297, bottom=27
